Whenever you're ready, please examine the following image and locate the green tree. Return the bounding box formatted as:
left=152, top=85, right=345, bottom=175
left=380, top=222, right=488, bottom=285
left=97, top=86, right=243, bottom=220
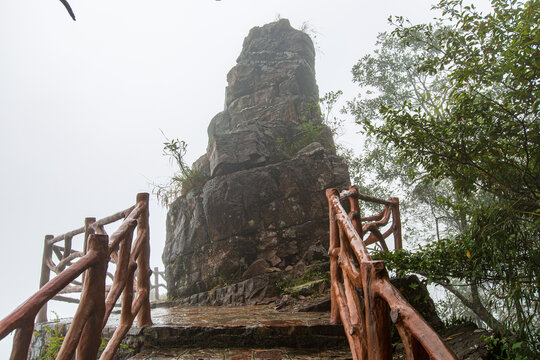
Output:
left=349, top=0, right=539, bottom=355
left=377, top=1, right=539, bottom=208
left=347, top=31, right=467, bottom=245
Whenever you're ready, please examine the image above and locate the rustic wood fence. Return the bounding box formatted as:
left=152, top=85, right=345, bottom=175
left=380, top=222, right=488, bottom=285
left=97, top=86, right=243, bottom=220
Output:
left=328, top=186, right=457, bottom=360
left=0, top=193, right=152, bottom=360
left=151, top=267, right=167, bottom=300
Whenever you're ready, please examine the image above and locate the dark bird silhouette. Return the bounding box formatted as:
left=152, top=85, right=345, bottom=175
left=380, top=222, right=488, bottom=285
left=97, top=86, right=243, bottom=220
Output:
left=59, top=0, right=76, bottom=21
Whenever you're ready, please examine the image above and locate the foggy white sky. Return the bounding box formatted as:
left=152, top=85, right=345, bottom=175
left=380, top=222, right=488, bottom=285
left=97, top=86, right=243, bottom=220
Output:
left=0, top=0, right=491, bottom=355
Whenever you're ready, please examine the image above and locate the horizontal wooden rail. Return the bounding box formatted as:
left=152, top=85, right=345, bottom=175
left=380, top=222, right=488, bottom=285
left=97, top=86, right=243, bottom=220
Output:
left=339, top=187, right=402, bottom=251
left=327, top=186, right=456, bottom=360
left=47, top=206, right=135, bottom=246
left=340, top=188, right=394, bottom=206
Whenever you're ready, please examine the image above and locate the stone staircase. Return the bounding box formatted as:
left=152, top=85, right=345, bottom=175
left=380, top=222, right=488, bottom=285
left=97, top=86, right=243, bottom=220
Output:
left=30, top=289, right=492, bottom=359
left=103, top=305, right=351, bottom=359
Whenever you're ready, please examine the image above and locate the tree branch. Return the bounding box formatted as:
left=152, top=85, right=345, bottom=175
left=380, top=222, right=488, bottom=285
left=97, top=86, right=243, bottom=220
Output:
left=470, top=282, right=505, bottom=335
left=438, top=279, right=505, bottom=335
left=59, top=0, right=76, bottom=21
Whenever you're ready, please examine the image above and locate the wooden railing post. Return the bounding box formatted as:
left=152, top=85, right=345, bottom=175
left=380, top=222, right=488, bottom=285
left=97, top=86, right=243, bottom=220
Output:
left=391, top=310, right=430, bottom=360
left=135, top=193, right=152, bottom=327
left=82, top=217, right=96, bottom=286
left=362, top=261, right=392, bottom=360
left=76, top=234, right=108, bottom=360
left=348, top=186, right=363, bottom=238
left=102, top=220, right=137, bottom=327
left=56, top=234, right=109, bottom=360
left=390, top=197, right=402, bottom=250
left=327, top=187, right=457, bottom=360
left=83, top=217, right=96, bottom=256
left=37, top=235, right=54, bottom=323
left=153, top=267, right=160, bottom=300
left=327, top=189, right=341, bottom=325
left=9, top=319, right=34, bottom=360
left=339, top=229, right=368, bottom=360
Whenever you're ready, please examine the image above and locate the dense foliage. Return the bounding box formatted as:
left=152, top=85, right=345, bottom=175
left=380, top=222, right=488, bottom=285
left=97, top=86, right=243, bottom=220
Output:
left=347, top=30, right=465, bottom=245
left=376, top=0, right=539, bottom=208
left=349, top=0, right=539, bottom=355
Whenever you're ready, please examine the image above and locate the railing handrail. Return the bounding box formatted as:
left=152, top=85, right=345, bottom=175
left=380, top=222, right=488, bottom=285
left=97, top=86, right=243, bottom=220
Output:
left=47, top=206, right=135, bottom=246
left=339, top=187, right=402, bottom=251
left=327, top=186, right=457, bottom=360
left=0, top=249, right=99, bottom=339
left=36, top=197, right=148, bottom=323
left=339, top=188, right=395, bottom=206
left=0, top=193, right=152, bottom=360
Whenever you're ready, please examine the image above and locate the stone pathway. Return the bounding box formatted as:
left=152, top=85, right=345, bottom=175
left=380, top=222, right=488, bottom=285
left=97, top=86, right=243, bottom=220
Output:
left=103, top=305, right=351, bottom=359
left=128, top=347, right=352, bottom=360
left=32, top=303, right=491, bottom=359
left=137, top=305, right=335, bottom=327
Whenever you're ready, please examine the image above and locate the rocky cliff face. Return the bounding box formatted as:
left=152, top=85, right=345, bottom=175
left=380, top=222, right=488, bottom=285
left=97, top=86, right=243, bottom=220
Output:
left=163, top=19, right=350, bottom=300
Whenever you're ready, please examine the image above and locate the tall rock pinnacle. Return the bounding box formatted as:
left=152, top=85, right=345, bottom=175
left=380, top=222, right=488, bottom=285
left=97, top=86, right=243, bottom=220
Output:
left=163, top=19, right=350, bottom=302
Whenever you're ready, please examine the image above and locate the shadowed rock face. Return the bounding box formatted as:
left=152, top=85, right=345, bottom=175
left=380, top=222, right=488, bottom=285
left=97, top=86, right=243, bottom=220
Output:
left=163, top=19, right=350, bottom=301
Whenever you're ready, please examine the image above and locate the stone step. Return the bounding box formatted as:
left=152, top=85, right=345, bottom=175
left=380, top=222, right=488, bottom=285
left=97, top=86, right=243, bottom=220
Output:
left=127, top=347, right=352, bottom=359
left=103, top=305, right=349, bottom=358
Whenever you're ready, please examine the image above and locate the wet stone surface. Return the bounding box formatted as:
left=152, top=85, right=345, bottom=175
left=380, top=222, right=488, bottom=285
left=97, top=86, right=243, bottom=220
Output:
left=128, top=347, right=353, bottom=359
left=103, top=305, right=348, bottom=358
left=31, top=304, right=490, bottom=360
left=109, top=305, right=337, bottom=328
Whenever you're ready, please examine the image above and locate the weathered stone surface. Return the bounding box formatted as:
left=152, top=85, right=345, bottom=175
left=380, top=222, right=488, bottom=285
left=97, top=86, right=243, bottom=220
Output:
left=297, top=295, right=332, bottom=313
left=242, top=258, right=270, bottom=279
left=30, top=305, right=349, bottom=360
left=208, top=130, right=269, bottom=176
left=163, top=19, right=350, bottom=301
left=304, top=244, right=328, bottom=263
left=127, top=347, right=353, bottom=359
left=285, top=279, right=329, bottom=297
left=173, top=273, right=282, bottom=306
left=440, top=323, right=492, bottom=360
left=29, top=305, right=491, bottom=360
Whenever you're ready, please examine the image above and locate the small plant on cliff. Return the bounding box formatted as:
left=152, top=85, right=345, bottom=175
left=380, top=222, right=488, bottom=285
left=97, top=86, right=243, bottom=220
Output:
left=276, top=91, right=343, bottom=157
left=35, top=313, right=130, bottom=359
left=276, top=117, right=324, bottom=157
left=153, top=135, right=208, bottom=207
left=37, top=315, right=64, bottom=360
left=276, top=264, right=330, bottom=296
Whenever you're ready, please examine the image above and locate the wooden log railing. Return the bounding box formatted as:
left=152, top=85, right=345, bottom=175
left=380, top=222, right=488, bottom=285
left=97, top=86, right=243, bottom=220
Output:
left=0, top=193, right=152, bottom=360
left=338, top=187, right=402, bottom=252
left=37, top=204, right=137, bottom=322
left=328, top=186, right=457, bottom=360
left=151, top=267, right=167, bottom=301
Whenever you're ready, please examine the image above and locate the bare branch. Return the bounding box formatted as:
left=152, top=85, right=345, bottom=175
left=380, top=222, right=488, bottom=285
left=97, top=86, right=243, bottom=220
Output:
left=59, top=0, right=76, bottom=21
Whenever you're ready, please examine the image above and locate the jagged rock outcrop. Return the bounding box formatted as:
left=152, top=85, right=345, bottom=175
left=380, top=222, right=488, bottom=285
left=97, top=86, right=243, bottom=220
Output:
left=163, top=19, right=350, bottom=300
